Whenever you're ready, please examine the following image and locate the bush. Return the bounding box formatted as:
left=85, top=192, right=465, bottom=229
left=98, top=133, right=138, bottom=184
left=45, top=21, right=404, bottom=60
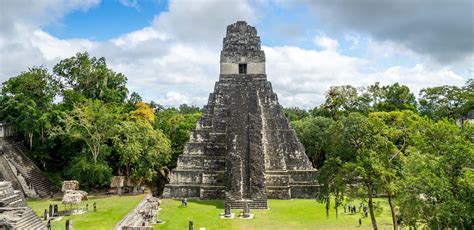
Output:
left=66, top=157, right=112, bottom=190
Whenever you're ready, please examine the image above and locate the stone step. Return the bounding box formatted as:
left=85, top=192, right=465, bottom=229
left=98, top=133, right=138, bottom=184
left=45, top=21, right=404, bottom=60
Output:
left=3, top=143, right=55, bottom=198
left=1, top=194, right=22, bottom=206
left=14, top=209, right=46, bottom=229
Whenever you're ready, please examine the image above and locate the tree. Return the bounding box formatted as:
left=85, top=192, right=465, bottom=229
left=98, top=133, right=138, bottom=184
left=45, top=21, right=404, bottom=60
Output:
left=178, top=104, right=201, bottom=114
left=419, top=80, right=473, bottom=122
left=0, top=67, right=59, bottom=149
left=322, top=113, right=391, bottom=229
left=368, top=110, right=426, bottom=230
left=284, top=107, right=309, bottom=122
left=53, top=52, right=128, bottom=104
left=378, top=83, right=416, bottom=112
left=292, top=116, right=334, bottom=169
left=52, top=100, right=121, bottom=164
left=398, top=120, right=473, bottom=229
left=112, top=119, right=171, bottom=182
left=130, top=102, right=155, bottom=124
left=126, top=92, right=143, bottom=112
left=155, top=108, right=201, bottom=169
left=323, top=85, right=360, bottom=118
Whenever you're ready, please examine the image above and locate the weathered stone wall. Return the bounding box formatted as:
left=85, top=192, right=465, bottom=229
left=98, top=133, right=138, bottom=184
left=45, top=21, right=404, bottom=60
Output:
left=163, top=21, right=317, bottom=209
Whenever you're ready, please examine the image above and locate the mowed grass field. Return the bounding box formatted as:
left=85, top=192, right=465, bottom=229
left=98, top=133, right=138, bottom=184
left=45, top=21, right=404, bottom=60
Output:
left=27, top=195, right=393, bottom=230
left=155, top=199, right=394, bottom=230
left=27, top=194, right=146, bottom=230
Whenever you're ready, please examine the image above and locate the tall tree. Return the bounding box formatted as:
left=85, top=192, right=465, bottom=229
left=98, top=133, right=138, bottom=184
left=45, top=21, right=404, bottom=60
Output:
left=284, top=107, right=309, bottom=122
left=0, top=67, right=59, bottom=149
left=154, top=108, right=201, bottom=169
left=53, top=52, right=128, bottom=104
left=398, top=120, right=473, bottom=229
left=292, top=116, right=334, bottom=169
left=323, top=85, right=360, bottom=118
left=322, top=113, right=389, bottom=229
left=52, top=100, right=121, bottom=164
left=112, top=119, right=171, bottom=182
left=419, top=79, right=473, bottom=122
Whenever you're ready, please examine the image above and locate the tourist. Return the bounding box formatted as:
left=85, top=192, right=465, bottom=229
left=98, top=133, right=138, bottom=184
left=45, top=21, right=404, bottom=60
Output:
left=359, top=218, right=362, bottom=227
left=182, top=198, right=188, bottom=207
left=343, top=204, right=346, bottom=213
left=47, top=220, right=51, bottom=230
left=93, top=201, right=97, bottom=212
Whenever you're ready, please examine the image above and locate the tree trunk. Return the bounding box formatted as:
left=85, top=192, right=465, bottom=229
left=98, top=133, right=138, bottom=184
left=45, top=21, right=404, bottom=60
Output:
left=325, top=197, right=330, bottom=218
left=367, top=183, right=378, bottom=230
left=28, top=132, right=33, bottom=150
left=387, top=189, right=398, bottom=230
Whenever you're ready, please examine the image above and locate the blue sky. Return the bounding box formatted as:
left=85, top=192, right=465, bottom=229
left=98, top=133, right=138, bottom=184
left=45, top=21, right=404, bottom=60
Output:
left=1, top=0, right=472, bottom=108
left=45, top=0, right=168, bottom=40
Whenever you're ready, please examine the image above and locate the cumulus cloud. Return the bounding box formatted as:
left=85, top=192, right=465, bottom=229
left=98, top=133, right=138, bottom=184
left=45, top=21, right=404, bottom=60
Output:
left=0, top=0, right=470, bottom=109
left=0, top=0, right=100, bottom=78
left=153, top=0, right=257, bottom=45
left=303, top=0, right=474, bottom=64
left=264, top=46, right=466, bottom=108
left=313, top=35, right=339, bottom=51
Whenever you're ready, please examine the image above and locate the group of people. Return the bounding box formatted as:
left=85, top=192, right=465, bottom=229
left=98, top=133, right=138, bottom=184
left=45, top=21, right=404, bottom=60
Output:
left=343, top=203, right=368, bottom=217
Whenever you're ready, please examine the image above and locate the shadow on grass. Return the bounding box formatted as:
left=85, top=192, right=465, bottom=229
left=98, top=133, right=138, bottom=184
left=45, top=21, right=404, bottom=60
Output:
left=181, top=199, right=224, bottom=209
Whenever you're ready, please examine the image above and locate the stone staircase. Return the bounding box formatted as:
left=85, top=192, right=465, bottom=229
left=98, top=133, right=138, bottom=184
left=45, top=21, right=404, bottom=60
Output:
left=0, top=207, right=46, bottom=229
left=0, top=181, right=46, bottom=229
left=0, top=139, right=55, bottom=198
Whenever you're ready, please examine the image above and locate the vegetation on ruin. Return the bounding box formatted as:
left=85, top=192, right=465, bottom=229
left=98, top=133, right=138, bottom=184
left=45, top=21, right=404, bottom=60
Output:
left=1, top=52, right=473, bottom=229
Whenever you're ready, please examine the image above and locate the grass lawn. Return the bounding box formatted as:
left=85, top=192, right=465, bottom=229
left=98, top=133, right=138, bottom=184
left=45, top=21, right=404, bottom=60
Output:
left=27, top=193, right=146, bottom=230
left=155, top=199, right=394, bottom=230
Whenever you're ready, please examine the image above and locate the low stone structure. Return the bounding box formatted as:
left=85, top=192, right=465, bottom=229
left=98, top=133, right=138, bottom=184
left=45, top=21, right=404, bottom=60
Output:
left=110, top=176, right=143, bottom=195
left=163, top=21, right=318, bottom=209
left=62, top=180, right=79, bottom=192
left=114, top=194, right=160, bottom=230
left=110, top=176, right=125, bottom=195
left=0, top=181, right=45, bottom=229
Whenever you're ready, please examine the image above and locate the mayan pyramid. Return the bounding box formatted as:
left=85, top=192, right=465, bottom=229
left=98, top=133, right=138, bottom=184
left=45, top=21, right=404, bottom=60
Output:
left=163, top=21, right=317, bottom=209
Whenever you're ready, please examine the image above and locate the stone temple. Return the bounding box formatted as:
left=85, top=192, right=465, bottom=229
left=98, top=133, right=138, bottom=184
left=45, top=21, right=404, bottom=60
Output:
left=163, top=21, right=317, bottom=209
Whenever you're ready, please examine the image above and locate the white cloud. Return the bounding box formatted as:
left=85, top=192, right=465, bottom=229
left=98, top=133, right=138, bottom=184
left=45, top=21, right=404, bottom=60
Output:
left=0, top=0, right=470, bottom=109
left=313, top=35, right=339, bottom=51
left=264, top=46, right=466, bottom=108
left=153, top=0, right=257, bottom=44
left=111, top=27, right=170, bottom=48
left=119, top=0, right=140, bottom=11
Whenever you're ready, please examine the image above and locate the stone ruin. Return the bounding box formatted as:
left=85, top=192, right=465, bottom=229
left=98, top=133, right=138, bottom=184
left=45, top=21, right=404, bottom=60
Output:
left=163, top=21, right=318, bottom=209
left=0, top=181, right=45, bottom=229
left=110, top=176, right=143, bottom=195
left=0, top=135, right=56, bottom=198
left=115, top=195, right=160, bottom=230
left=61, top=180, right=79, bottom=192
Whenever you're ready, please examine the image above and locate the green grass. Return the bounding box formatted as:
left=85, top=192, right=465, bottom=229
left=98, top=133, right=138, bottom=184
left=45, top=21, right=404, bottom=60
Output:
left=27, top=196, right=394, bottom=230
left=155, top=199, right=394, bottom=230
left=27, top=194, right=146, bottom=230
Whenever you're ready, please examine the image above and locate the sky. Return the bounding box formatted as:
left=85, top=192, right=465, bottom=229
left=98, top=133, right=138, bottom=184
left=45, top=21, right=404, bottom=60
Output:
left=0, top=0, right=473, bottom=108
